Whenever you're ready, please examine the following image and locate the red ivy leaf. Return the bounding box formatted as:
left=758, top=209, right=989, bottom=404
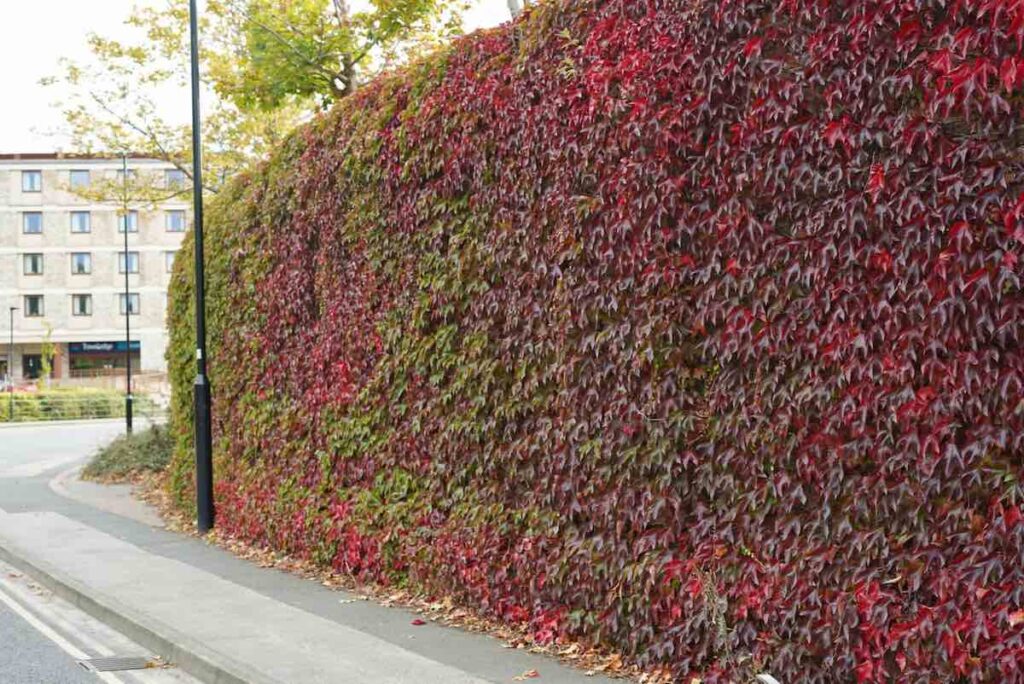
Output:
left=867, top=164, right=885, bottom=199
left=743, top=36, right=763, bottom=59
left=1001, top=57, right=1022, bottom=92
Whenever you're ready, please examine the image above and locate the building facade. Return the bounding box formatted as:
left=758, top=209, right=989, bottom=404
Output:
left=1, top=153, right=189, bottom=382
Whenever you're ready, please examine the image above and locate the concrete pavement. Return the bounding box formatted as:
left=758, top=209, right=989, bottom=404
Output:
left=0, top=422, right=616, bottom=684
left=50, top=465, right=164, bottom=527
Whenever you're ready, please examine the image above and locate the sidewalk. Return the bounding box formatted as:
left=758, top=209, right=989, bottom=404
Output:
left=0, top=423, right=616, bottom=684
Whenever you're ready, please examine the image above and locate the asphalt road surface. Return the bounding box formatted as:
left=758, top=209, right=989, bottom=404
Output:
left=0, top=420, right=124, bottom=479
left=0, top=600, right=97, bottom=684
left=0, top=421, right=195, bottom=684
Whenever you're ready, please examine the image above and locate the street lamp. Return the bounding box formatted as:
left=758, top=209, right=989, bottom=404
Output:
left=121, top=153, right=134, bottom=435
left=189, top=0, right=214, bottom=533
left=7, top=306, right=15, bottom=421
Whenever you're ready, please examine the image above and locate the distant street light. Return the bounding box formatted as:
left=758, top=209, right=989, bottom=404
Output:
left=121, top=153, right=134, bottom=435
left=189, top=0, right=214, bottom=533
left=7, top=306, right=16, bottom=421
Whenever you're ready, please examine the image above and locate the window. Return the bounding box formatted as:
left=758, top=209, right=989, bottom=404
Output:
left=118, top=210, right=139, bottom=233
left=24, top=295, right=44, bottom=317
left=165, top=250, right=177, bottom=273
left=165, top=210, right=186, bottom=232
left=69, top=170, right=90, bottom=189
left=71, top=253, right=92, bottom=275
left=72, top=294, right=92, bottom=317
left=70, top=211, right=91, bottom=233
left=23, top=253, right=43, bottom=275
left=22, top=212, right=43, bottom=234
left=119, top=293, right=140, bottom=316
left=22, top=170, right=42, bottom=192
left=165, top=169, right=187, bottom=189
left=119, top=251, right=140, bottom=274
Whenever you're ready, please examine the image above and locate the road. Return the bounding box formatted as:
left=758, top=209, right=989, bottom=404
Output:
left=0, top=599, right=96, bottom=684
left=0, top=420, right=124, bottom=478
left=0, top=421, right=195, bottom=684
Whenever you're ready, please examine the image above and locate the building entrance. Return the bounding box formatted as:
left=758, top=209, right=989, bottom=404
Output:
left=22, top=354, right=42, bottom=379
left=68, top=341, right=141, bottom=377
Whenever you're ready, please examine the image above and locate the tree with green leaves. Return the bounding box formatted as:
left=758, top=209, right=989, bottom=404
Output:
left=39, top=324, right=56, bottom=387
left=45, top=0, right=468, bottom=198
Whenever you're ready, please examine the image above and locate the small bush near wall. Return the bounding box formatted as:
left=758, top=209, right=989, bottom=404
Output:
left=82, top=425, right=173, bottom=482
left=168, top=0, right=1024, bottom=680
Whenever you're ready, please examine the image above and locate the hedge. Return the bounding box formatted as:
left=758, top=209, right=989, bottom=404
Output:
left=167, top=0, right=1024, bottom=680
left=0, top=389, right=146, bottom=422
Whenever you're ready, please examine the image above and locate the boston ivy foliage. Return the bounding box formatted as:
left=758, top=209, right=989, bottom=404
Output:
left=168, top=0, right=1024, bottom=680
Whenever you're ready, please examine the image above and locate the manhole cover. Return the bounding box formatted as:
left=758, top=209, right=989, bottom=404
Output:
left=78, top=656, right=156, bottom=672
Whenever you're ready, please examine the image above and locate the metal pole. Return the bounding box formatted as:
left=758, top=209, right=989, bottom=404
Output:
left=122, top=154, right=133, bottom=435
left=190, top=0, right=214, bottom=533
left=7, top=307, right=14, bottom=422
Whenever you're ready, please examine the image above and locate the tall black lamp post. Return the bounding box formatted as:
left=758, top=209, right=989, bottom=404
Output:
left=7, top=306, right=15, bottom=421
left=121, top=154, right=134, bottom=434
left=189, top=0, right=214, bottom=533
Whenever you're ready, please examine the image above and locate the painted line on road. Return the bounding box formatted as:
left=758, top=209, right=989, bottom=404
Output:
left=0, top=575, right=125, bottom=684
left=0, top=562, right=118, bottom=660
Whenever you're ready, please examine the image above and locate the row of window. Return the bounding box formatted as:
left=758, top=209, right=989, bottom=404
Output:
left=20, top=169, right=188, bottom=193
left=18, top=210, right=187, bottom=234
left=21, top=251, right=177, bottom=276
left=21, top=293, right=142, bottom=318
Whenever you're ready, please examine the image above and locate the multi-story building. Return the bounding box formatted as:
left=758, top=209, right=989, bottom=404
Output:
left=0, top=153, right=189, bottom=383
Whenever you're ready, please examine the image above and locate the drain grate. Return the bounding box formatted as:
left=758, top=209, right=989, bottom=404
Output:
left=78, top=656, right=156, bottom=673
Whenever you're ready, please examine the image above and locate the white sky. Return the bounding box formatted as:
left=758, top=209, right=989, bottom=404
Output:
left=0, top=1, right=512, bottom=153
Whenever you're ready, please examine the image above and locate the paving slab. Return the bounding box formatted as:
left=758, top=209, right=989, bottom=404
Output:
left=0, top=510, right=486, bottom=684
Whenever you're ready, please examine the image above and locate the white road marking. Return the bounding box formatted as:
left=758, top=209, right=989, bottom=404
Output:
left=0, top=568, right=116, bottom=659
left=0, top=576, right=125, bottom=683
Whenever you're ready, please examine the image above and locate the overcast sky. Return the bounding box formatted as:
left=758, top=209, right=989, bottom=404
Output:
left=0, top=1, right=512, bottom=153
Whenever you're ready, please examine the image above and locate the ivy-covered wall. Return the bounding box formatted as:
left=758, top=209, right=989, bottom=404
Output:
left=168, top=0, right=1024, bottom=680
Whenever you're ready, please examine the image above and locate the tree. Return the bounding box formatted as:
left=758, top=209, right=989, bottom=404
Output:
left=45, top=0, right=468, bottom=198
left=39, top=324, right=55, bottom=387
left=213, top=0, right=467, bottom=110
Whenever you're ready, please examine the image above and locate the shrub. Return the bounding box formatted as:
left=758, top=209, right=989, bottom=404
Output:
left=82, top=425, right=174, bottom=482
left=0, top=389, right=142, bottom=422
left=168, top=0, right=1024, bottom=680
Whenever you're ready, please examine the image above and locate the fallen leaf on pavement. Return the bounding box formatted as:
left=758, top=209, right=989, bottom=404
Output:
left=513, top=670, right=540, bottom=680
left=411, top=618, right=427, bottom=626
left=595, top=654, right=623, bottom=672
